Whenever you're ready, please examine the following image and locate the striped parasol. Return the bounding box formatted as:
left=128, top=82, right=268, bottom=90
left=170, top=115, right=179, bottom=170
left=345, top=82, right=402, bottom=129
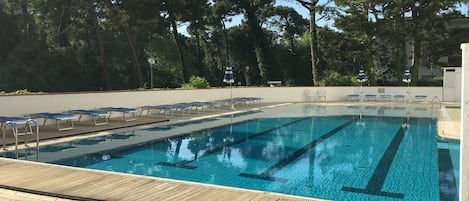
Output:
left=357, top=69, right=367, bottom=83
left=403, top=68, right=411, bottom=102
left=223, top=60, right=234, bottom=84
left=402, top=69, right=411, bottom=84
left=357, top=68, right=367, bottom=97
left=223, top=60, right=235, bottom=109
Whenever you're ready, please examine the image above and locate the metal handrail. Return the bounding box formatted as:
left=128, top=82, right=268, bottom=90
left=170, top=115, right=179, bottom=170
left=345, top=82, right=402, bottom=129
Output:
left=1, top=119, right=39, bottom=159
left=431, top=96, right=442, bottom=109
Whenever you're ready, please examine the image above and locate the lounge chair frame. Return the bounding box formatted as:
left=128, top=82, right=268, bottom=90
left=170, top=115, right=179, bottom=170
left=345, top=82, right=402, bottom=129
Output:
left=99, top=107, right=137, bottom=122
left=29, top=113, right=76, bottom=131
left=69, top=110, right=109, bottom=126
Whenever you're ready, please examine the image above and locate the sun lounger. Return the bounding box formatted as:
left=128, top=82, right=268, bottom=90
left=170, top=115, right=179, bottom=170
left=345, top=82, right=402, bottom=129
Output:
left=29, top=112, right=77, bottom=131
left=415, top=95, right=427, bottom=103
left=379, top=94, right=391, bottom=102
left=99, top=107, right=137, bottom=122
left=170, top=103, right=195, bottom=116
left=364, top=94, right=377, bottom=101
left=140, top=105, right=174, bottom=117
left=347, top=94, right=360, bottom=101
left=69, top=109, right=109, bottom=126
left=189, top=101, right=217, bottom=112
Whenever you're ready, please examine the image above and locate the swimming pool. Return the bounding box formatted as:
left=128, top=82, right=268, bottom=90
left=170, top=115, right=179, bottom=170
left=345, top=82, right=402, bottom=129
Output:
left=3, top=104, right=460, bottom=201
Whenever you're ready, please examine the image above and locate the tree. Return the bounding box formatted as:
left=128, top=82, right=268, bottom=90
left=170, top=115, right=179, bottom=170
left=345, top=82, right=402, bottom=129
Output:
left=185, top=0, right=210, bottom=78
left=106, top=2, right=144, bottom=88
left=160, top=0, right=190, bottom=83
left=262, top=6, right=308, bottom=84
left=295, top=0, right=320, bottom=85
left=404, top=0, right=460, bottom=85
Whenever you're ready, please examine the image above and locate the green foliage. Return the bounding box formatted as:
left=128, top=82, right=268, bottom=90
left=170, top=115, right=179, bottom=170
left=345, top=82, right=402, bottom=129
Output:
left=0, top=0, right=466, bottom=92
left=323, top=71, right=354, bottom=86
left=181, top=76, right=210, bottom=89
left=0, top=89, right=43, bottom=95
left=417, top=77, right=444, bottom=86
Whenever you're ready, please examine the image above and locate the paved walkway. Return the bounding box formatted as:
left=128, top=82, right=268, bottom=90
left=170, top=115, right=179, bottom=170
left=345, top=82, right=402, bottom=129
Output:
left=438, top=105, right=461, bottom=139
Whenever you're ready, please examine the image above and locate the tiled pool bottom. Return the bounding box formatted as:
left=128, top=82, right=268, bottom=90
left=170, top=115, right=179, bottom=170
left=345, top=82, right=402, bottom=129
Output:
left=10, top=114, right=457, bottom=201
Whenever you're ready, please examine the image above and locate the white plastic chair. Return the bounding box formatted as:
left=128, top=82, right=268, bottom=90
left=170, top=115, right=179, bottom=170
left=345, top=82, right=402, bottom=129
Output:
left=304, top=89, right=316, bottom=102
left=317, top=89, right=327, bottom=102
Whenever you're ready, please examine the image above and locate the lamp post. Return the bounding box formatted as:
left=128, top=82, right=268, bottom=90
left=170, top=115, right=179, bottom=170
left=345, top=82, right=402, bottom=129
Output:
left=147, top=58, right=155, bottom=89
left=245, top=66, right=250, bottom=86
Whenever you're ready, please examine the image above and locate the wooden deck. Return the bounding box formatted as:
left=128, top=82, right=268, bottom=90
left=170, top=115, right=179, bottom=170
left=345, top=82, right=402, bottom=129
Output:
left=0, top=158, right=324, bottom=201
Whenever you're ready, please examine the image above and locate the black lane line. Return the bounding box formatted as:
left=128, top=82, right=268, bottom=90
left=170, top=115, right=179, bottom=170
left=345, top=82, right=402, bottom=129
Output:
left=157, top=117, right=313, bottom=169
left=239, top=118, right=356, bottom=183
left=342, top=118, right=408, bottom=199
left=438, top=148, right=458, bottom=201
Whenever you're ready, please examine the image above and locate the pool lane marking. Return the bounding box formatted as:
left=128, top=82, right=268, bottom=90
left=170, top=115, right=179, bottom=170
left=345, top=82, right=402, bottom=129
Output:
left=157, top=116, right=312, bottom=169
left=341, top=118, right=408, bottom=199
left=238, top=117, right=356, bottom=183
left=438, top=148, right=458, bottom=201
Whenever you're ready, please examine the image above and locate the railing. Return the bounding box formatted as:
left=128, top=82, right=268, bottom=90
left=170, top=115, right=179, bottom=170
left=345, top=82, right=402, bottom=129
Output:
left=2, top=119, right=39, bottom=159
left=431, top=96, right=442, bottom=109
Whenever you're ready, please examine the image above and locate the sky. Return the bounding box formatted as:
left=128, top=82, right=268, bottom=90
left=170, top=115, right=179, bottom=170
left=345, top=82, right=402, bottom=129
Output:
left=180, top=1, right=468, bottom=35
left=224, top=0, right=469, bottom=28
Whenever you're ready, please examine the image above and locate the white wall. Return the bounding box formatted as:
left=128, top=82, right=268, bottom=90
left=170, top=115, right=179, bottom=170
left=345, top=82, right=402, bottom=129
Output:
left=443, top=67, right=462, bottom=102
left=460, top=43, right=469, bottom=201
left=0, top=86, right=443, bottom=117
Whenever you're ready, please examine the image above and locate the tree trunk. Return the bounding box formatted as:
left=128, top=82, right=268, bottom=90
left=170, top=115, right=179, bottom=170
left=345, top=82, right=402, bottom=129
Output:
left=91, top=1, right=111, bottom=90
left=410, top=5, right=420, bottom=86
left=19, top=0, right=34, bottom=43
left=290, top=35, right=297, bottom=85
left=122, top=26, right=143, bottom=88
left=245, top=6, right=272, bottom=82
left=194, top=27, right=204, bottom=77
left=168, top=10, right=189, bottom=83
left=308, top=4, right=319, bottom=86
left=411, top=39, right=421, bottom=86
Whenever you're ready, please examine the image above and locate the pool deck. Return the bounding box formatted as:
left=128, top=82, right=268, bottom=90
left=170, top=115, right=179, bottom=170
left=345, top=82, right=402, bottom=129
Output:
left=0, top=102, right=461, bottom=201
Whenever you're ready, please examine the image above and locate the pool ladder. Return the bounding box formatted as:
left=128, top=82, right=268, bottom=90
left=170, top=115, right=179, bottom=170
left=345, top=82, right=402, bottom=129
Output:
left=431, top=96, right=442, bottom=109
left=2, top=119, right=39, bottom=159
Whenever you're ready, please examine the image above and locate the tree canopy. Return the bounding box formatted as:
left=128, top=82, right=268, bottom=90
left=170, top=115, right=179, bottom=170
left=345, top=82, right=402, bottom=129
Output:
left=0, top=0, right=467, bottom=92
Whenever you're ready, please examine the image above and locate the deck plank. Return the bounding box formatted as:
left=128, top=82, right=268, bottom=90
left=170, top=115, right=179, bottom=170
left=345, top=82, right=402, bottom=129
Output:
left=0, top=158, right=324, bottom=201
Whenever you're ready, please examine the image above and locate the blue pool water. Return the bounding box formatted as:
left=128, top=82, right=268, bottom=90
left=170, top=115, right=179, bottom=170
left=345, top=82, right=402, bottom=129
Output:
left=5, top=106, right=460, bottom=201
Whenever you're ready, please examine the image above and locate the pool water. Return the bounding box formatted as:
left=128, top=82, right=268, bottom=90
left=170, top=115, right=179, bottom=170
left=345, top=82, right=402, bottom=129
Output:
left=3, top=104, right=460, bottom=201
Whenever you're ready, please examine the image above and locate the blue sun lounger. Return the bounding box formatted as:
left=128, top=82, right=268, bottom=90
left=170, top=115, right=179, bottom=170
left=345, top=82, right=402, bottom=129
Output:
left=29, top=112, right=77, bottom=131
left=0, top=116, right=39, bottom=158
left=140, top=105, right=174, bottom=118
left=99, top=107, right=137, bottom=122
left=69, top=109, right=109, bottom=126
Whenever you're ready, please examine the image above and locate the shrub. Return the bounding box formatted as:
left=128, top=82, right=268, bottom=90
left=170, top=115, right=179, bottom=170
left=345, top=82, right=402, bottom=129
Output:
left=181, top=76, right=210, bottom=89
left=417, top=77, right=443, bottom=86
left=323, top=71, right=353, bottom=86
left=0, top=89, right=43, bottom=95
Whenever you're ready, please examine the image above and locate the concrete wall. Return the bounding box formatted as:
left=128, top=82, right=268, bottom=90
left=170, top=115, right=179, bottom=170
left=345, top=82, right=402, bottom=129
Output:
left=443, top=67, right=462, bottom=102
left=460, top=43, right=469, bottom=201
left=0, top=86, right=443, bottom=117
